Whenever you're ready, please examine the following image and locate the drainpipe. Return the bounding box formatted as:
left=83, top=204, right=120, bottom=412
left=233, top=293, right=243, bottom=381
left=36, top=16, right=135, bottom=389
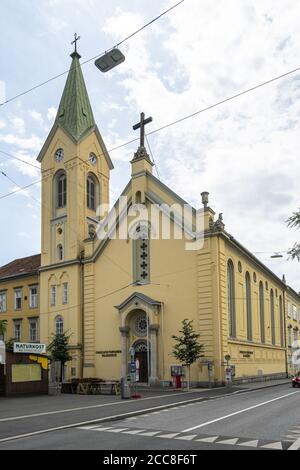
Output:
left=283, top=286, right=288, bottom=378
left=79, top=250, right=85, bottom=379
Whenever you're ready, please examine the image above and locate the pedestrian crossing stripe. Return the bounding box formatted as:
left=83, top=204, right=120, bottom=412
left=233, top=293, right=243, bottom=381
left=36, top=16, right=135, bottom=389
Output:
left=77, top=425, right=294, bottom=449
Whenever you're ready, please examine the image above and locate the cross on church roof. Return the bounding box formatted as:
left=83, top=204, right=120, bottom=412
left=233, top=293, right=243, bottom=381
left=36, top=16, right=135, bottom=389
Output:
left=133, top=112, right=153, bottom=148
left=71, top=33, right=81, bottom=53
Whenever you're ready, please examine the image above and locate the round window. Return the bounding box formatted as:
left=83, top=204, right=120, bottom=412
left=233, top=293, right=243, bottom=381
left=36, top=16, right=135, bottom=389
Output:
left=134, top=313, right=147, bottom=336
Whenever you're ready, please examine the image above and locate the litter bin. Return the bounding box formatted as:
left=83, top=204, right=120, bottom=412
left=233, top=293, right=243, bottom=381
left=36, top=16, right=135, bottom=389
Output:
left=120, top=376, right=131, bottom=399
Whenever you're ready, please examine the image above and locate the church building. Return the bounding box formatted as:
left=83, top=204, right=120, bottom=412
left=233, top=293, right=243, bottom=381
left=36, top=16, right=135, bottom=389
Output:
left=0, top=47, right=300, bottom=387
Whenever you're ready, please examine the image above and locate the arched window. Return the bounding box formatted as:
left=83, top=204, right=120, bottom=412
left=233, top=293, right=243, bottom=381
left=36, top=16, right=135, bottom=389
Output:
left=55, top=316, right=64, bottom=335
left=279, top=295, right=284, bottom=347
left=132, top=223, right=150, bottom=285
left=87, top=173, right=99, bottom=211
left=227, top=260, right=236, bottom=338
left=270, top=289, right=275, bottom=345
left=56, top=172, right=67, bottom=208
left=57, top=244, right=63, bottom=261
left=259, top=282, right=265, bottom=344
left=245, top=272, right=252, bottom=341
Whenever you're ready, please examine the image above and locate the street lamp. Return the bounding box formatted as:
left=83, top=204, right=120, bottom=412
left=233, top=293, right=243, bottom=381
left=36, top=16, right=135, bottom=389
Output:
left=95, top=48, right=125, bottom=72
left=270, top=253, right=283, bottom=259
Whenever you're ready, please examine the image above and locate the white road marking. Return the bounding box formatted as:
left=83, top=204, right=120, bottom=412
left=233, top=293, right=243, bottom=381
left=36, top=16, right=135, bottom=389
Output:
left=182, top=391, right=299, bottom=432
left=217, top=437, right=239, bottom=445
left=107, top=428, right=128, bottom=433
left=237, top=440, right=259, bottom=447
left=176, top=434, right=197, bottom=440
left=139, top=431, right=160, bottom=437
left=288, top=436, right=300, bottom=451
left=196, top=436, right=219, bottom=443
left=261, top=441, right=283, bottom=450
left=159, top=433, right=180, bottom=439
left=123, top=429, right=145, bottom=435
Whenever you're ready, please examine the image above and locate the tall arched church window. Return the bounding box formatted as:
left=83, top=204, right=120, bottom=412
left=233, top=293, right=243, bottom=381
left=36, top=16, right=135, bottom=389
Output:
left=56, top=172, right=67, bottom=208
left=87, top=173, right=99, bottom=211
left=270, top=289, right=275, bottom=345
left=259, top=282, right=265, bottom=344
left=245, top=272, right=252, bottom=341
left=227, top=260, right=236, bottom=338
left=55, top=316, right=64, bottom=335
left=133, top=223, right=150, bottom=284
left=279, top=295, right=284, bottom=347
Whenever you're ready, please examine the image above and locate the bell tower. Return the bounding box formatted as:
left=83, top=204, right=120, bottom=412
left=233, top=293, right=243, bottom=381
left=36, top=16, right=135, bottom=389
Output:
left=37, top=46, right=114, bottom=267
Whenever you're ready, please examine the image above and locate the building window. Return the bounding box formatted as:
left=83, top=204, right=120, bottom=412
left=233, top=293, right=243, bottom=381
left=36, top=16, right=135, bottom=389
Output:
left=238, top=261, right=242, bottom=273
left=293, top=329, right=298, bottom=344
left=29, top=319, right=38, bottom=342
left=293, top=305, right=297, bottom=321
left=29, top=286, right=38, bottom=308
left=63, top=283, right=68, bottom=304
left=51, top=286, right=56, bottom=306
left=14, top=321, right=21, bottom=342
left=279, top=296, right=284, bottom=347
left=133, top=223, right=150, bottom=284
left=259, top=282, right=265, bottom=344
left=57, top=244, right=64, bottom=261
left=55, top=316, right=64, bottom=335
left=270, top=289, right=275, bottom=346
left=56, top=172, right=67, bottom=208
left=87, top=173, right=99, bottom=211
left=265, top=281, right=268, bottom=291
left=14, top=289, right=22, bottom=310
left=288, top=327, right=292, bottom=347
left=227, top=260, right=236, bottom=338
left=288, top=303, right=291, bottom=318
left=253, top=272, right=257, bottom=283
left=87, top=174, right=96, bottom=210
left=245, top=272, right=252, bottom=341
left=0, top=291, right=7, bottom=313
left=298, top=308, right=300, bottom=323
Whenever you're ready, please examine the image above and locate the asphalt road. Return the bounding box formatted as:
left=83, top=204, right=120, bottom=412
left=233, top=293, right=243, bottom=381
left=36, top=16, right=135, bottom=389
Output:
left=0, top=384, right=299, bottom=450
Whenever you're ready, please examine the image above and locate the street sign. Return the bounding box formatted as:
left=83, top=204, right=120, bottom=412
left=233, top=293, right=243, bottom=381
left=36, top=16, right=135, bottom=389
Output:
left=130, top=361, right=136, bottom=373
left=13, top=342, right=46, bottom=354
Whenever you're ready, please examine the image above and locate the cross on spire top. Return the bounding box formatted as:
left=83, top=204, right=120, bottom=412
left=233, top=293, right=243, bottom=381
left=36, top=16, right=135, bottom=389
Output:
left=133, top=112, right=153, bottom=148
left=71, top=33, right=81, bottom=54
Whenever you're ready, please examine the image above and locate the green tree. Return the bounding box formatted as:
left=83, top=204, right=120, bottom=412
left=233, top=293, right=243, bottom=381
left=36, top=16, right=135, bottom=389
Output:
left=172, top=319, right=204, bottom=390
left=47, top=332, right=72, bottom=382
left=287, top=209, right=300, bottom=261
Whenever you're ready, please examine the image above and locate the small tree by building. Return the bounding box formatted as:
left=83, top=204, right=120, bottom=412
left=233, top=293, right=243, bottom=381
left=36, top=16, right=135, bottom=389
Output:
left=287, top=210, right=300, bottom=261
left=172, top=318, right=204, bottom=390
left=47, top=331, right=72, bottom=382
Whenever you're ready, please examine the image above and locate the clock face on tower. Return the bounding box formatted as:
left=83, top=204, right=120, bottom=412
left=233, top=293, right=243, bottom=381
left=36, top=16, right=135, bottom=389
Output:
left=55, top=148, right=64, bottom=162
left=89, top=152, right=97, bottom=165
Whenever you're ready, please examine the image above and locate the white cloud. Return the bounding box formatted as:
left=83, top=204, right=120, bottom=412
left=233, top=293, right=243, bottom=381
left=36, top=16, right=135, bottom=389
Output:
left=29, top=110, right=44, bottom=125
left=10, top=117, right=25, bottom=134
left=47, top=107, right=57, bottom=122
left=0, top=133, right=43, bottom=151
left=0, top=120, right=5, bottom=130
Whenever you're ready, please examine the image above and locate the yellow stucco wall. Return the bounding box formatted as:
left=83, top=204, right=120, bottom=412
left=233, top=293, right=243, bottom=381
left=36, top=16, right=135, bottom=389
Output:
left=0, top=274, right=39, bottom=342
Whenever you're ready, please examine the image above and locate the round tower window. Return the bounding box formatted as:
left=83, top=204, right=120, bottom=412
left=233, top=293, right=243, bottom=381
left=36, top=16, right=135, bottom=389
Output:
left=134, top=313, right=148, bottom=336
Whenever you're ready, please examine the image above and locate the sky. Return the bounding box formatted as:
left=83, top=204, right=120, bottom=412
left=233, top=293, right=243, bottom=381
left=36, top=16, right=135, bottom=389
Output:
left=0, top=0, right=299, bottom=290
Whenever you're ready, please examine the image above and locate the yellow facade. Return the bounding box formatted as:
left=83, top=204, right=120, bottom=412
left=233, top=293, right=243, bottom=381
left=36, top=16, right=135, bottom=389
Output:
left=0, top=273, right=39, bottom=343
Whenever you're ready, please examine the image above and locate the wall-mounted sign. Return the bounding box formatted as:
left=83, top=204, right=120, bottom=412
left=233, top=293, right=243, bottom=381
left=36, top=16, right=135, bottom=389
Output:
left=13, top=343, right=46, bottom=354
left=239, top=350, right=254, bottom=358
left=96, top=350, right=122, bottom=357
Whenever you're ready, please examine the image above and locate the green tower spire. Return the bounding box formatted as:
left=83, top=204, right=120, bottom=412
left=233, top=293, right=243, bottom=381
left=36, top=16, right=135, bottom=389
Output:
left=55, top=51, right=96, bottom=142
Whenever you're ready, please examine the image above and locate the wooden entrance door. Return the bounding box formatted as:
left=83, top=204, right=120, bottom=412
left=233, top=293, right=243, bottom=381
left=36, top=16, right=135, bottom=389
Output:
left=135, top=351, right=148, bottom=383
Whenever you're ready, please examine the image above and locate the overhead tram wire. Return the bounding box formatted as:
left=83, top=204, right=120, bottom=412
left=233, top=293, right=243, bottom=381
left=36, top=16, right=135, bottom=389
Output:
left=145, top=134, right=161, bottom=180
left=0, top=149, right=41, bottom=170
left=0, top=1, right=185, bottom=108
left=2, top=63, right=300, bottom=199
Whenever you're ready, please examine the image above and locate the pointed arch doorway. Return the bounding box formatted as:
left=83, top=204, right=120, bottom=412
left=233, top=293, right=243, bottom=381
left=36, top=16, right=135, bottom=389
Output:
left=132, top=340, right=149, bottom=383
